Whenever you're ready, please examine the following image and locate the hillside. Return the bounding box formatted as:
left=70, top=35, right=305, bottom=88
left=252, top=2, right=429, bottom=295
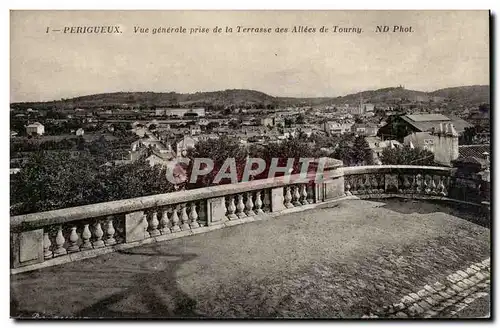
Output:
left=428, top=85, right=490, bottom=105
left=10, top=85, right=490, bottom=110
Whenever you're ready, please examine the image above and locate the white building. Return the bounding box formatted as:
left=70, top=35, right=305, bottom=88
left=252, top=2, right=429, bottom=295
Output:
left=25, top=122, right=44, bottom=136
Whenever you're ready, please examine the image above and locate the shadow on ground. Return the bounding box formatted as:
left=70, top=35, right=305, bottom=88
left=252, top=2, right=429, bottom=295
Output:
left=11, top=247, right=201, bottom=319
left=373, top=198, right=490, bottom=228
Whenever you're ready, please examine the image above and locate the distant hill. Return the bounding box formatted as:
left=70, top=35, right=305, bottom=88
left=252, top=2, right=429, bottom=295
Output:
left=428, top=85, right=490, bottom=105
left=11, top=85, right=489, bottom=110
left=329, top=87, right=431, bottom=104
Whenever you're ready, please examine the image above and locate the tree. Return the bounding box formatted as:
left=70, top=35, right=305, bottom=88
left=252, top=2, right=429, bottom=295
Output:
left=379, top=145, right=436, bottom=166
left=10, top=150, right=175, bottom=215
left=332, top=135, right=373, bottom=166
left=185, top=137, right=248, bottom=188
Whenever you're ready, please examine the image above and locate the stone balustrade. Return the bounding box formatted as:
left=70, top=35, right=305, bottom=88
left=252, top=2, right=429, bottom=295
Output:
left=10, top=158, right=344, bottom=272
left=11, top=161, right=489, bottom=273
left=343, top=165, right=490, bottom=206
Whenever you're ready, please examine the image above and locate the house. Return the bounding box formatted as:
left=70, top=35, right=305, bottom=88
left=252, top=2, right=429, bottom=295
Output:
left=403, top=123, right=459, bottom=166
left=323, top=121, right=353, bottom=135
left=365, top=136, right=402, bottom=164
left=352, top=123, right=378, bottom=137
left=260, top=117, right=275, bottom=127
left=176, top=135, right=198, bottom=157
left=132, top=126, right=148, bottom=138
left=25, top=122, right=44, bottom=136
left=378, top=114, right=472, bottom=141
left=75, top=128, right=84, bottom=136
left=190, top=125, right=202, bottom=136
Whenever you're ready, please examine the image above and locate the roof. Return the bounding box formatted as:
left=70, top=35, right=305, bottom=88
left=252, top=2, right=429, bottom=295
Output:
left=400, top=114, right=472, bottom=133
left=406, top=114, right=450, bottom=122
left=26, top=122, right=43, bottom=127
left=458, top=144, right=490, bottom=160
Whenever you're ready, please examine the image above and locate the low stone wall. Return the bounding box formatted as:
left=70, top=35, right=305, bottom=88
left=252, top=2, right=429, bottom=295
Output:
left=10, top=159, right=345, bottom=273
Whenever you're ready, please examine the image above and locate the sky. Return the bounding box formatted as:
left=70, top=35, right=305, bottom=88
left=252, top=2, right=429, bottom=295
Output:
left=10, top=10, right=489, bottom=102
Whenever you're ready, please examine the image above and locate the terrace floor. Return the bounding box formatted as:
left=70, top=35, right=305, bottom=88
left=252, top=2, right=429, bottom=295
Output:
left=11, top=198, right=490, bottom=319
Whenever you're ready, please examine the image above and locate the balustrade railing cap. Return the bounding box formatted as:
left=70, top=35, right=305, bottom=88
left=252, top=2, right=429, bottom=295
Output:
left=313, top=157, right=343, bottom=170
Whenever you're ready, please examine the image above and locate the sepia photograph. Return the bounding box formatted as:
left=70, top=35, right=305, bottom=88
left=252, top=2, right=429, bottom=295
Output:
left=9, top=10, right=491, bottom=319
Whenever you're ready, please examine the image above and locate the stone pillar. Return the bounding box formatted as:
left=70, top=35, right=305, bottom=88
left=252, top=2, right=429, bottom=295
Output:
left=270, top=187, right=285, bottom=212
left=125, top=210, right=149, bottom=243
left=206, top=197, right=227, bottom=226
left=320, top=158, right=345, bottom=200
left=11, top=229, right=44, bottom=268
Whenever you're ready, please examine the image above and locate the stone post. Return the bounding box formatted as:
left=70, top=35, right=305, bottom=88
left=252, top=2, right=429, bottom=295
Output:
left=11, top=229, right=44, bottom=268
left=270, top=187, right=285, bottom=212
left=125, top=210, right=149, bottom=243
left=319, top=158, right=345, bottom=200
left=206, top=197, right=227, bottom=226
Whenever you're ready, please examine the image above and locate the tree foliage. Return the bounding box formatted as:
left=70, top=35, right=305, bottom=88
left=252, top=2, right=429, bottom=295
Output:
left=379, top=145, right=436, bottom=166
left=332, top=135, right=373, bottom=166
left=10, top=150, right=175, bottom=215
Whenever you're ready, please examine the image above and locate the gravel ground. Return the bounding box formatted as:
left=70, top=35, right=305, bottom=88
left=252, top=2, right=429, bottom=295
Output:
left=11, top=198, right=490, bottom=319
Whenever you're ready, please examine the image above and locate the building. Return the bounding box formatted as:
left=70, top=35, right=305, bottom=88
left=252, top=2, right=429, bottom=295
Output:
left=364, top=103, right=375, bottom=112
left=190, top=125, right=202, bottom=136
left=25, top=122, right=44, bottom=136
left=260, top=117, right=275, bottom=127
left=75, top=128, right=84, bottom=136
left=155, top=107, right=206, bottom=117
left=403, top=122, right=459, bottom=166
left=365, top=136, right=402, bottom=165
left=176, top=135, right=198, bottom=157
left=352, top=123, right=378, bottom=137
left=378, top=114, right=472, bottom=141
left=323, top=121, right=353, bottom=135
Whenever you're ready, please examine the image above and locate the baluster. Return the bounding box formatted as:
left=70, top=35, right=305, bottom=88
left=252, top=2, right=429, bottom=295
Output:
left=415, top=174, right=423, bottom=193
left=430, top=176, right=437, bottom=194
left=105, top=217, right=117, bottom=245
left=180, top=204, right=191, bottom=230
left=67, top=226, right=80, bottom=252
left=226, top=196, right=238, bottom=219
left=345, top=177, right=352, bottom=196
left=53, top=226, right=67, bottom=256
left=149, top=211, right=160, bottom=237
left=364, top=175, right=372, bottom=194
left=371, top=175, right=379, bottom=194
left=307, top=184, right=315, bottom=203
left=245, top=192, right=256, bottom=216
left=263, top=190, right=271, bottom=212
left=43, top=231, right=53, bottom=259
left=293, top=185, right=301, bottom=206
left=142, top=213, right=151, bottom=238
left=378, top=174, right=385, bottom=193
left=284, top=186, right=293, bottom=208
left=358, top=176, right=366, bottom=194
left=424, top=175, right=431, bottom=194
left=93, top=222, right=105, bottom=248
left=436, top=176, right=446, bottom=196
left=301, top=184, right=308, bottom=204
left=81, top=224, right=93, bottom=250
left=160, top=209, right=171, bottom=234
left=236, top=194, right=247, bottom=218
left=170, top=206, right=181, bottom=232
left=189, top=203, right=200, bottom=228
left=254, top=191, right=264, bottom=215
left=403, top=175, right=411, bottom=192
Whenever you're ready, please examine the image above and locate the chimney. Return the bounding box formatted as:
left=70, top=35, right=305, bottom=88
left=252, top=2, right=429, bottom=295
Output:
left=483, top=151, right=490, bottom=165
left=448, top=124, right=458, bottom=137
left=443, top=123, right=449, bottom=135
